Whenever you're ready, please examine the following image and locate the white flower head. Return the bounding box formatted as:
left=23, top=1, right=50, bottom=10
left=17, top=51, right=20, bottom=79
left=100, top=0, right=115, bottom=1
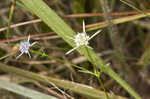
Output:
left=66, top=21, right=101, bottom=55
left=16, top=35, right=37, bottom=59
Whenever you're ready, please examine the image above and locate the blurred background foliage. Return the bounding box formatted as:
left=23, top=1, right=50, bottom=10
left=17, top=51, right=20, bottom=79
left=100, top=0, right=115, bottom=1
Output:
left=0, top=0, right=150, bottom=99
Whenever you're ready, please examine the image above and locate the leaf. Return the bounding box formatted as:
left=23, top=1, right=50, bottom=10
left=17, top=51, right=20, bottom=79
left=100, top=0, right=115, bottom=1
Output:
left=0, top=63, right=127, bottom=99
left=0, top=79, right=58, bottom=99
left=18, top=0, right=141, bottom=98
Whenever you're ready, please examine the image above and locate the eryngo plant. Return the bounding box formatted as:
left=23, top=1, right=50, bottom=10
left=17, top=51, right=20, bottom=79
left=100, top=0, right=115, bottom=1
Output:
left=66, top=21, right=101, bottom=55
left=16, top=35, right=37, bottom=59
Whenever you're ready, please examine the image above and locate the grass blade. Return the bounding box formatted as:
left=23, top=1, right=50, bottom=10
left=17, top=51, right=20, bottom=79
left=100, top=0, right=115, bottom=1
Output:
left=18, top=0, right=141, bottom=98
left=0, top=63, right=127, bottom=99
left=0, top=79, right=58, bottom=99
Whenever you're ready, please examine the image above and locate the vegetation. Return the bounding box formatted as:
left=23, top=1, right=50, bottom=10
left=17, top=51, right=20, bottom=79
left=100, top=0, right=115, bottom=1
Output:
left=0, top=0, right=150, bottom=99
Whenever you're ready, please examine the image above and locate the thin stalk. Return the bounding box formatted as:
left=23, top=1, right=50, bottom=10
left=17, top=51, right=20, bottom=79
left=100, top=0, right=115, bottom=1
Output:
left=97, top=75, right=110, bottom=99
left=0, top=63, right=127, bottom=99
left=99, top=0, right=128, bottom=71
left=7, top=0, right=16, bottom=44
left=85, top=47, right=109, bottom=99
left=18, top=0, right=141, bottom=98
left=120, top=0, right=150, bottom=18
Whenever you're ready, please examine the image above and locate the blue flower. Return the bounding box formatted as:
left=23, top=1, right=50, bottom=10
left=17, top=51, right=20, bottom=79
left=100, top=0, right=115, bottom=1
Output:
left=16, top=35, right=37, bottom=59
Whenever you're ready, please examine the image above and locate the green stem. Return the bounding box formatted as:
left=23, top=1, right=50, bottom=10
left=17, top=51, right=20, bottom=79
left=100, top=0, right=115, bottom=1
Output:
left=85, top=47, right=109, bottom=99
left=97, top=75, right=110, bottom=99
left=0, top=63, right=127, bottom=99
left=7, top=0, right=16, bottom=44
left=19, top=0, right=141, bottom=98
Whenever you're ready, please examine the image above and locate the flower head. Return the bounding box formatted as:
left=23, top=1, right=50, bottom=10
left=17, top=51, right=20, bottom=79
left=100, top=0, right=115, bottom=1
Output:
left=74, top=32, right=89, bottom=47
left=16, top=35, right=37, bottom=59
left=66, top=21, right=101, bottom=55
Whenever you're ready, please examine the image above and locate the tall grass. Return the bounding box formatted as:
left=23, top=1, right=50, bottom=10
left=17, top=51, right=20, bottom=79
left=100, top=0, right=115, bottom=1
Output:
left=18, top=0, right=141, bottom=98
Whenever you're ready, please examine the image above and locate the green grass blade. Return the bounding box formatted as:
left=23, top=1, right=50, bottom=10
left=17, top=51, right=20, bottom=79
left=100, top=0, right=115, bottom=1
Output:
left=0, top=63, right=127, bottom=99
left=139, top=45, right=150, bottom=69
left=87, top=13, right=150, bottom=31
left=19, top=0, right=141, bottom=98
left=6, top=0, right=16, bottom=44
left=120, top=0, right=150, bottom=18
left=0, top=79, right=58, bottom=99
